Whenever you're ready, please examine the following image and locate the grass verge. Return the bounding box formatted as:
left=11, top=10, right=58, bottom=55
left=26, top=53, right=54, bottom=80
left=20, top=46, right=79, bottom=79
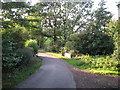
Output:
left=2, top=57, right=42, bottom=88
left=38, top=50, right=119, bottom=75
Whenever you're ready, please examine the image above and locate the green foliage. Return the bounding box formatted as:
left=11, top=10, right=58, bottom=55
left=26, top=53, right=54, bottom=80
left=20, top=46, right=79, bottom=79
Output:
left=2, top=0, right=119, bottom=78
left=44, top=38, right=64, bottom=52
left=45, top=52, right=119, bottom=75
left=45, top=43, right=60, bottom=52
left=2, top=29, right=23, bottom=70
left=65, top=33, right=82, bottom=53
left=12, top=25, right=29, bottom=48
left=2, top=23, right=29, bottom=49
left=74, top=55, right=118, bottom=71
left=2, top=29, right=34, bottom=70
left=65, top=41, right=75, bottom=51
left=65, top=32, right=114, bottom=55
left=3, top=57, right=42, bottom=88
left=2, top=52, right=23, bottom=71
left=89, top=0, right=112, bottom=32
left=17, top=48, right=34, bottom=65
left=2, top=24, right=32, bottom=71
left=81, top=33, right=114, bottom=55
left=44, top=38, right=52, bottom=47
left=2, top=2, right=29, bottom=10
left=106, top=20, right=120, bottom=60
left=25, top=39, right=39, bottom=54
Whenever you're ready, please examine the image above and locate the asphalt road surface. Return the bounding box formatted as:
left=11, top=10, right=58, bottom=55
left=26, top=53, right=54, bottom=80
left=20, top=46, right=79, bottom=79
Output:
left=14, top=52, right=119, bottom=88
left=14, top=52, right=76, bottom=88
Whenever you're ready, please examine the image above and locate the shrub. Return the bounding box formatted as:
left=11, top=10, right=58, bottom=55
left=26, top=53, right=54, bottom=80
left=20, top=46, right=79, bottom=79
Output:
left=74, top=55, right=118, bottom=71
left=25, top=39, right=39, bottom=54
left=44, top=38, right=64, bottom=52
left=2, top=52, right=23, bottom=71
left=65, top=33, right=84, bottom=54
left=82, top=33, right=114, bottom=55
left=17, top=47, right=34, bottom=66
left=65, top=32, right=114, bottom=55
left=60, top=47, right=68, bottom=56
left=45, top=44, right=59, bottom=52
left=65, top=41, right=75, bottom=51
left=106, top=20, right=120, bottom=60
left=2, top=32, right=23, bottom=71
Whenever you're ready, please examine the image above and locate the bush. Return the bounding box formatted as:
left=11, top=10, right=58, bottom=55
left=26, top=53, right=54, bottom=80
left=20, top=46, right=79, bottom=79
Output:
left=44, top=38, right=64, bottom=52
left=65, top=32, right=114, bottom=55
left=60, top=47, right=67, bottom=56
left=25, top=39, right=39, bottom=54
left=46, top=45, right=57, bottom=52
left=17, top=47, right=34, bottom=66
left=45, top=44, right=60, bottom=52
left=106, top=20, right=120, bottom=60
left=2, top=52, right=23, bottom=71
left=2, top=32, right=23, bottom=71
left=65, top=41, right=75, bottom=51
left=82, top=33, right=114, bottom=55
left=74, top=55, right=118, bottom=71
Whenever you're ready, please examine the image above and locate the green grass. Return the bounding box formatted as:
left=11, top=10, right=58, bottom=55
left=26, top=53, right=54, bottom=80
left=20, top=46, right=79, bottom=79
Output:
left=38, top=50, right=119, bottom=75
left=3, top=57, right=42, bottom=88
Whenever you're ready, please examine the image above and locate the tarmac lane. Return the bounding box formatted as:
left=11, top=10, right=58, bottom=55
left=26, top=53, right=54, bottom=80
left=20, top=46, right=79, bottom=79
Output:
left=14, top=52, right=76, bottom=88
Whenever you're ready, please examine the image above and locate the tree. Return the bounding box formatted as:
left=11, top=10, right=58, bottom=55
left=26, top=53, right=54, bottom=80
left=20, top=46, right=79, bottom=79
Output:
left=2, top=1, right=31, bottom=70
left=89, top=0, right=112, bottom=33
left=2, top=1, right=30, bottom=47
left=106, top=20, right=120, bottom=60
left=65, top=31, right=114, bottom=55
left=33, top=1, right=94, bottom=51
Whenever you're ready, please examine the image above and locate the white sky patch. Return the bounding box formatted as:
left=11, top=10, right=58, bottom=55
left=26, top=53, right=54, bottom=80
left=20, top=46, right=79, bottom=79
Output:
left=93, top=0, right=119, bottom=20
left=26, top=0, right=39, bottom=5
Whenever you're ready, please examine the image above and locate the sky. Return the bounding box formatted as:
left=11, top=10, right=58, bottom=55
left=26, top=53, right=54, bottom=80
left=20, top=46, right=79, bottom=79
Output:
left=93, top=0, right=119, bottom=20
left=27, top=0, right=119, bottom=20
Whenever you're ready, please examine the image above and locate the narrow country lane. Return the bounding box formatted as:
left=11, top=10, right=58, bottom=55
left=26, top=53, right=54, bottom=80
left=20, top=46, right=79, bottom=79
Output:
left=14, top=52, right=76, bottom=88
left=14, top=52, right=119, bottom=88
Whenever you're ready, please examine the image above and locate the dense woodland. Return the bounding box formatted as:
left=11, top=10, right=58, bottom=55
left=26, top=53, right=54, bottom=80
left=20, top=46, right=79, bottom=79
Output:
left=1, top=0, right=120, bottom=87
